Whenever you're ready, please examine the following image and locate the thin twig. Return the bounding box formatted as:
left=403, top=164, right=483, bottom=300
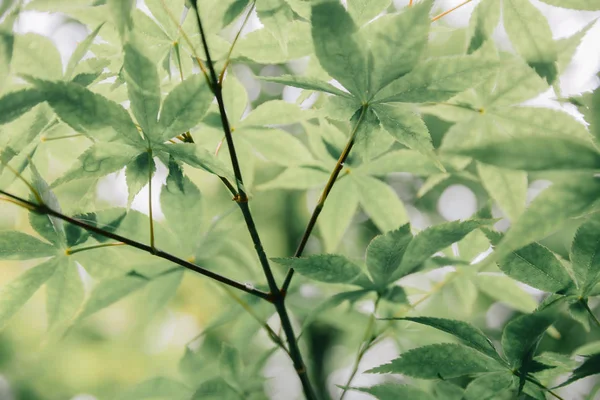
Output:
left=0, top=189, right=271, bottom=301
left=431, top=0, right=473, bottom=22
left=66, top=242, right=126, bottom=255
left=147, top=150, right=156, bottom=250
left=218, top=1, right=256, bottom=84
left=281, top=105, right=368, bottom=294
left=40, top=133, right=86, bottom=142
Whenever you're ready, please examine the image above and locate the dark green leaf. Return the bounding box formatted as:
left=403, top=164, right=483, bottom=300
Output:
left=0, top=89, right=45, bottom=125
left=46, top=257, right=84, bottom=328
left=464, top=371, right=517, bottom=400
left=556, top=353, right=600, bottom=388
left=468, top=0, right=501, bottom=53
left=272, top=254, right=370, bottom=285
left=125, top=151, right=155, bottom=205
left=571, top=214, right=600, bottom=295
left=366, top=224, right=412, bottom=288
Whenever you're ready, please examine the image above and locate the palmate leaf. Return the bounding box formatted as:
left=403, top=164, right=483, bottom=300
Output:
left=0, top=231, right=55, bottom=260
left=257, top=167, right=329, bottom=191
left=354, top=149, right=441, bottom=176
left=108, top=0, right=134, bottom=40
left=158, top=143, right=235, bottom=181
left=240, top=128, right=315, bottom=167
left=273, top=254, right=371, bottom=286
left=259, top=75, right=352, bottom=98
left=464, top=372, right=517, bottom=400
left=467, top=0, right=501, bottom=53
left=386, top=317, right=501, bottom=361
left=347, top=0, right=391, bottom=27
left=65, top=22, right=104, bottom=80
left=30, top=162, right=66, bottom=245
left=125, top=151, right=156, bottom=204
left=0, top=258, right=59, bottom=330
left=571, top=214, right=600, bottom=296
left=12, top=33, right=62, bottom=80
left=556, top=353, right=600, bottom=388
left=160, top=174, right=203, bottom=250
left=349, top=384, right=434, bottom=400
left=256, top=0, right=294, bottom=52
left=474, top=274, right=538, bottom=314
left=369, top=343, right=504, bottom=379
left=366, top=224, right=411, bottom=288
left=537, top=0, right=600, bottom=10
left=497, top=242, right=574, bottom=294
left=311, top=1, right=368, bottom=99
left=238, top=100, right=315, bottom=128
left=503, top=0, right=557, bottom=83
left=352, top=174, right=408, bottom=233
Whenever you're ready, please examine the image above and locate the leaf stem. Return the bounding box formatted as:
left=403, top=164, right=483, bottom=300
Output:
left=0, top=189, right=272, bottom=301
left=40, top=133, right=86, bottom=142
left=191, top=3, right=318, bottom=398
left=431, top=0, right=473, bottom=22
left=526, top=375, right=565, bottom=400
left=148, top=150, right=156, bottom=250
left=66, top=242, right=126, bottom=255
left=281, top=105, right=368, bottom=294
left=219, top=1, right=256, bottom=84
left=339, top=295, right=381, bottom=400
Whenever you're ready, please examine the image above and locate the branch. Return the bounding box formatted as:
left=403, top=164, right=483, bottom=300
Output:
left=281, top=105, right=368, bottom=293
left=0, top=189, right=271, bottom=301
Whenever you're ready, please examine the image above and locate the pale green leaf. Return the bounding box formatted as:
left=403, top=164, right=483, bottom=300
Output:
left=0, top=30, right=13, bottom=92
left=52, top=143, right=141, bottom=187
left=369, top=343, right=504, bottom=378
left=0, top=89, right=45, bottom=125
left=489, top=177, right=600, bottom=264
left=0, top=231, right=54, bottom=260
left=161, top=143, right=234, bottom=180
left=30, top=79, right=142, bottom=145
left=256, top=0, right=294, bottom=52
left=46, top=257, right=84, bottom=328
left=348, top=0, right=391, bottom=26
left=145, top=0, right=184, bottom=38
left=497, top=242, right=574, bottom=293
left=352, top=174, right=408, bottom=233
left=537, top=0, right=600, bottom=11
left=257, top=167, right=328, bottom=191
left=221, top=74, right=248, bottom=125
left=464, top=372, right=517, bottom=400
left=161, top=175, right=203, bottom=249
left=125, top=152, right=155, bottom=204
left=136, top=269, right=183, bottom=326
left=467, top=0, right=501, bottom=53
left=364, top=0, right=431, bottom=92
left=481, top=58, right=548, bottom=107
left=65, top=23, right=104, bottom=79
left=124, top=43, right=160, bottom=136
left=475, top=274, right=538, bottom=313
left=477, top=163, right=527, bottom=221
left=311, top=1, right=368, bottom=98
left=557, top=21, right=595, bottom=75
left=157, top=74, right=213, bottom=143
left=321, top=95, right=361, bottom=121
left=353, top=106, right=393, bottom=161
left=354, top=149, right=441, bottom=176
left=366, top=224, right=412, bottom=288
left=571, top=214, right=600, bottom=295
left=449, top=136, right=600, bottom=171
left=374, top=56, right=499, bottom=104
left=239, top=100, right=314, bottom=128
left=501, top=307, right=557, bottom=368
left=349, top=384, right=434, bottom=400
left=397, top=219, right=489, bottom=279
left=78, top=274, right=148, bottom=321
left=108, top=0, right=134, bottom=40
left=318, top=177, right=359, bottom=253
left=390, top=317, right=500, bottom=361
left=260, top=75, right=352, bottom=98
left=556, top=353, right=600, bottom=388
left=12, top=33, right=62, bottom=80
left=0, top=258, right=59, bottom=330
left=242, top=128, right=314, bottom=166
left=273, top=254, right=369, bottom=285
left=115, top=377, right=192, bottom=400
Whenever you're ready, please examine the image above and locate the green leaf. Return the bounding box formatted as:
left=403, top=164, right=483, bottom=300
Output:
left=503, top=0, right=557, bottom=83
left=556, top=353, right=600, bottom=388
left=474, top=274, right=538, bottom=313
left=108, top=0, right=134, bottom=40
left=489, top=177, right=600, bottom=264
left=364, top=0, right=431, bottom=92
left=12, top=33, right=62, bottom=80
left=537, top=0, right=600, bottom=11
left=125, top=151, right=156, bottom=204
left=389, top=317, right=500, bottom=361
left=449, top=136, right=600, bottom=171
left=0, top=89, right=45, bottom=125
left=241, top=128, right=314, bottom=166
left=272, top=254, right=369, bottom=285
left=349, top=384, right=434, bottom=400
left=0, top=258, right=59, bottom=330
left=347, top=0, right=392, bottom=26
left=161, top=143, right=234, bottom=180
left=374, top=56, right=499, bottom=104
left=46, top=257, right=84, bottom=328
left=354, top=149, right=441, bottom=176
left=256, top=0, right=294, bottom=52
left=135, top=269, right=183, bottom=326
left=369, top=343, right=504, bottom=378
left=352, top=174, right=408, bottom=233
left=157, top=74, right=213, bottom=143
left=191, top=377, right=239, bottom=400
left=318, top=177, right=359, bottom=253
left=30, top=79, right=142, bottom=145
left=311, top=1, right=368, bottom=98
left=353, top=106, right=393, bottom=161
left=259, top=75, right=352, bottom=98
left=397, top=219, right=489, bottom=279
left=571, top=214, right=600, bottom=295
left=467, top=0, right=501, bottom=53
left=239, top=100, right=313, bottom=128
left=0, top=231, right=55, bottom=260
left=30, top=162, right=65, bottom=244
left=0, top=30, right=13, bottom=92
left=115, top=377, right=193, bottom=400
left=161, top=175, right=203, bottom=249
left=373, top=103, right=438, bottom=165
left=52, top=143, right=141, bottom=187
left=464, top=372, right=517, bottom=400
left=366, top=224, right=412, bottom=288
left=257, top=167, right=329, bottom=191
left=65, top=23, right=104, bottom=79
left=497, top=242, right=574, bottom=293
left=78, top=274, right=148, bottom=321
left=477, top=163, right=527, bottom=221
left=124, top=43, right=161, bottom=137
left=501, top=307, right=557, bottom=368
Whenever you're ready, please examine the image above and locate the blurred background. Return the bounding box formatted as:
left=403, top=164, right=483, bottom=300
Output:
left=1, top=0, right=600, bottom=399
